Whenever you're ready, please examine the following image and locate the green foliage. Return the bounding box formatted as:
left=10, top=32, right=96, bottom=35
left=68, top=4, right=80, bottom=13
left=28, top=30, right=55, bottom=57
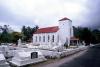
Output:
left=81, top=28, right=92, bottom=45
left=0, top=25, right=22, bottom=44
left=21, top=25, right=38, bottom=42
left=0, top=25, right=99, bottom=45
left=11, top=32, right=22, bottom=43
left=73, top=26, right=100, bottom=45
left=0, top=25, right=11, bottom=43
left=0, top=30, right=11, bottom=43
left=92, top=29, right=100, bottom=43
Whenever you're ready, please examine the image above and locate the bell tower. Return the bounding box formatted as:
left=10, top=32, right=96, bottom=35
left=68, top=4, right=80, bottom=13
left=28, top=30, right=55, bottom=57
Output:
left=58, top=17, right=73, bottom=46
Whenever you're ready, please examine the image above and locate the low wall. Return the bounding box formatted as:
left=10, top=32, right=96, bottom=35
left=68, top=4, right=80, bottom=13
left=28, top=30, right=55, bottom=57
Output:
left=44, top=46, right=88, bottom=59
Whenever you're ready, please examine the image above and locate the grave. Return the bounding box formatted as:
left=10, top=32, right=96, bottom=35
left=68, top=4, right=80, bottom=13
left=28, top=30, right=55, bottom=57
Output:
left=18, top=39, right=22, bottom=47
left=0, top=53, right=10, bottom=67
left=10, top=51, right=47, bottom=66
left=31, top=52, right=38, bottom=59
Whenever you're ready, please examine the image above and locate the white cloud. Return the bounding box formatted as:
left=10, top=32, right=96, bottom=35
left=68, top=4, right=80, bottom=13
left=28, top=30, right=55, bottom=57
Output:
left=0, top=0, right=89, bottom=30
left=0, top=21, right=21, bottom=32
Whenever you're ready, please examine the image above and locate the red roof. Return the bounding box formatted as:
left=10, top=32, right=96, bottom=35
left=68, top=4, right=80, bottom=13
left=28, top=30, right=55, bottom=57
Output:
left=34, top=26, right=59, bottom=34
left=59, top=17, right=71, bottom=21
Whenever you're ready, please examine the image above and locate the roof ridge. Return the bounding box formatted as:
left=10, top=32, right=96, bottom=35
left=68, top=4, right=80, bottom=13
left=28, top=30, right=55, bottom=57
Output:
left=59, top=17, right=71, bottom=21
left=34, top=26, right=59, bottom=34
left=38, top=26, right=58, bottom=29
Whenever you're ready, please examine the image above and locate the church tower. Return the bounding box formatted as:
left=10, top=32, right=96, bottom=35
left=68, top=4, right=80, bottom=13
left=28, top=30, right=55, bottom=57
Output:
left=58, top=17, right=73, bottom=46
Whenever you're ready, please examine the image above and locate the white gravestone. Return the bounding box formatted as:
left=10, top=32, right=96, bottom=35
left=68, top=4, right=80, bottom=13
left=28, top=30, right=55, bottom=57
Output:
left=18, top=39, right=22, bottom=47
left=10, top=51, right=47, bottom=66
left=0, top=53, right=10, bottom=67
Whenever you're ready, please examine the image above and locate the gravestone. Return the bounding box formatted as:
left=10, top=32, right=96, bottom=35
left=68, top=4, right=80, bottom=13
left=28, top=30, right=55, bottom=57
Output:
left=31, top=52, right=38, bottom=59
left=18, top=39, right=22, bottom=47
left=0, top=53, right=10, bottom=67
left=10, top=51, right=46, bottom=66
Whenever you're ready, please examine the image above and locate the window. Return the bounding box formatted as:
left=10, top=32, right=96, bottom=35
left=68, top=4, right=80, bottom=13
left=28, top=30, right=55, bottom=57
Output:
left=48, top=35, right=50, bottom=42
left=52, top=35, right=54, bottom=42
left=36, top=36, right=37, bottom=42
left=58, top=35, right=59, bottom=42
left=39, top=36, right=41, bottom=42
left=43, top=36, right=45, bottom=42
left=70, top=27, right=72, bottom=36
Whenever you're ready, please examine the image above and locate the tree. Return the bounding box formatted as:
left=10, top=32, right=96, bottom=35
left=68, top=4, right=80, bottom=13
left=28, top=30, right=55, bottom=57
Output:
left=21, top=26, right=27, bottom=41
left=73, top=26, right=85, bottom=43
left=81, top=28, right=92, bottom=45
left=0, top=25, right=12, bottom=43
left=92, top=29, right=100, bottom=43
left=73, top=26, right=83, bottom=39
left=11, top=32, right=22, bottom=43
left=0, top=25, right=38, bottom=44
left=0, top=25, right=20, bottom=43
left=0, top=28, right=11, bottom=43
left=73, top=27, right=95, bottom=45
left=21, top=25, right=38, bottom=42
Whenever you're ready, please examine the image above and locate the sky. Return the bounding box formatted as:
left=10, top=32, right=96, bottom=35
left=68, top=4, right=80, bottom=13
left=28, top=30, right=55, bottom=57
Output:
left=0, top=0, right=100, bottom=31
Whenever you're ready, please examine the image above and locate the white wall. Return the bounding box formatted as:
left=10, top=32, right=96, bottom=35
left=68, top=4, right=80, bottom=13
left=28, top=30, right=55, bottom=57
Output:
left=58, top=20, right=72, bottom=46
left=33, top=32, right=59, bottom=46
left=32, top=19, right=73, bottom=46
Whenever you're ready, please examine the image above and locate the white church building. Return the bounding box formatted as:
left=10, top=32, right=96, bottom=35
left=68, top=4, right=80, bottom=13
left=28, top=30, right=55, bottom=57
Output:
left=33, top=17, right=79, bottom=47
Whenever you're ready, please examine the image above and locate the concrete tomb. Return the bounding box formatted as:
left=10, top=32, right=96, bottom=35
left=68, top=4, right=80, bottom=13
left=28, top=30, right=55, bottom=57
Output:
left=10, top=51, right=47, bottom=66
left=0, top=53, right=10, bottom=67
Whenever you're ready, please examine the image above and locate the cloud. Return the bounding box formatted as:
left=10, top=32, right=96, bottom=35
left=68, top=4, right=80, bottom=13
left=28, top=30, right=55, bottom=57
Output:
left=0, top=21, right=21, bottom=31
left=0, top=0, right=100, bottom=31
left=80, top=0, right=100, bottom=28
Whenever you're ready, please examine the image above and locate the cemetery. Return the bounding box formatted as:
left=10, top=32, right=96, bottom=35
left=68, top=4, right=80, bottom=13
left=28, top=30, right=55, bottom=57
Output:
left=10, top=51, right=47, bottom=66
left=0, top=41, right=89, bottom=67
left=0, top=17, right=90, bottom=67
left=0, top=53, right=10, bottom=67
left=0, top=0, right=100, bottom=66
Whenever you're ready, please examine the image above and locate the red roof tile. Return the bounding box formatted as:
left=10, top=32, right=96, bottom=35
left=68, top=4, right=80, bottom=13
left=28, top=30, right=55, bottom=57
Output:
left=34, top=26, right=59, bottom=34
left=59, top=17, right=71, bottom=21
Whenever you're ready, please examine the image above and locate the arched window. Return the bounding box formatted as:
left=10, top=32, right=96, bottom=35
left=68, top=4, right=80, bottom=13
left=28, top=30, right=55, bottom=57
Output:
left=43, top=36, right=45, bottom=42
left=52, top=35, right=54, bottom=42
left=39, top=36, right=41, bottom=42
left=58, top=35, right=59, bottom=42
left=48, top=35, right=50, bottom=42
left=70, top=27, right=71, bottom=36
left=36, top=36, right=37, bottom=42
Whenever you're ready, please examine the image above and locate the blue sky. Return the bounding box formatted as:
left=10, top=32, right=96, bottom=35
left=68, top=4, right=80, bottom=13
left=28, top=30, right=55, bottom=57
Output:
left=0, top=0, right=100, bottom=31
